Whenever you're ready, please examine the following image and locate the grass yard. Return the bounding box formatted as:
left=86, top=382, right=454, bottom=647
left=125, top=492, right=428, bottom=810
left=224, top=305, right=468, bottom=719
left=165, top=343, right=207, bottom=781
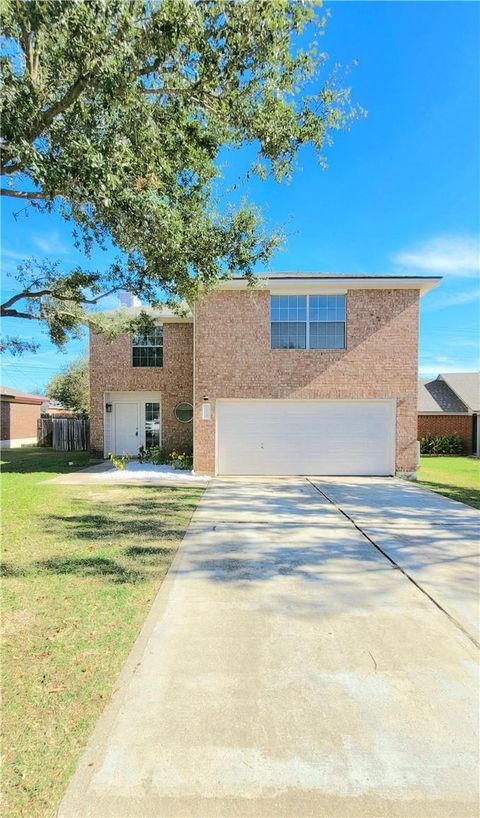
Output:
left=1, top=447, right=203, bottom=818
left=417, top=456, right=480, bottom=509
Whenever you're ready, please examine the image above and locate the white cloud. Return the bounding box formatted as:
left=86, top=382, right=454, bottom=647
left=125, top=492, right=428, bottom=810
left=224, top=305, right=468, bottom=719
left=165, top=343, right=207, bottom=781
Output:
left=392, top=234, right=480, bottom=277
left=425, top=286, right=480, bottom=312
left=33, top=231, right=68, bottom=255
left=1, top=248, right=28, bottom=261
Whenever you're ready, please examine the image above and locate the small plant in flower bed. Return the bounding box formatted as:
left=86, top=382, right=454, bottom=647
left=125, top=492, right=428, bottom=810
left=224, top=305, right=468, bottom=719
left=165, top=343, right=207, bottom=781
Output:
left=169, top=451, right=193, bottom=470
left=108, top=452, right=131, bottom=470
left=138, top=446, right=192, bottom=469
left=138, top=445, right=169, bottom=464
left=420, top=433, right=465, bottom=455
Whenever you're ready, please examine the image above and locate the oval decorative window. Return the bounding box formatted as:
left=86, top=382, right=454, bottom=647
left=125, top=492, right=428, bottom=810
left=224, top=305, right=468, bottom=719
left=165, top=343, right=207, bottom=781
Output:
left=174, top=402, right=193, bottom=423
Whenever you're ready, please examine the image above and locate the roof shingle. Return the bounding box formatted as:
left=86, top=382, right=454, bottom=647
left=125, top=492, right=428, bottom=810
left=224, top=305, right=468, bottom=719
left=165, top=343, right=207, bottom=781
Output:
left=418, top=379, right=468, bottom=413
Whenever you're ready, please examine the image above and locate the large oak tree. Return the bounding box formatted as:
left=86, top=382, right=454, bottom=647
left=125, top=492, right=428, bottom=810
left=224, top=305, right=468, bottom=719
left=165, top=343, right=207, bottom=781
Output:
left=1, top=0, right=362, bottom=352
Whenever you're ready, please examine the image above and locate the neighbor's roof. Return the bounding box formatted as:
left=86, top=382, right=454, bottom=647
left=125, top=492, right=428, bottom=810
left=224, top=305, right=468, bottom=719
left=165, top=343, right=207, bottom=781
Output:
left=418, top=379, right=469, bottom=414
left=0, top=385, right=46, bottom=404
left=438, top=372, right=480, bottom=413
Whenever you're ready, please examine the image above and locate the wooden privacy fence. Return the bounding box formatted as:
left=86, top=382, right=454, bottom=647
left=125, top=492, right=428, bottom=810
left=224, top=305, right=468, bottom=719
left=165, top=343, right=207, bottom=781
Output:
left=37, top=417, right=90, bottom=451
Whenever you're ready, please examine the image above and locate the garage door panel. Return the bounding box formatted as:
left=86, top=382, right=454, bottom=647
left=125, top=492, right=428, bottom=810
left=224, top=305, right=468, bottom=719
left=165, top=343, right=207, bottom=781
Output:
left=216, top=400, right=395, bottom=476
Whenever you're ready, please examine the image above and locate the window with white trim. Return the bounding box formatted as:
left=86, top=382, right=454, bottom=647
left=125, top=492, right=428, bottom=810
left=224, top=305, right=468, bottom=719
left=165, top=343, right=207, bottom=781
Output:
left=145, top=402, right=160, bottom=447
left=270, top=295, right=346, bottom=350
left=132, top=326, right=163, bottom=367
left=309, top=295, right=345, bottom=349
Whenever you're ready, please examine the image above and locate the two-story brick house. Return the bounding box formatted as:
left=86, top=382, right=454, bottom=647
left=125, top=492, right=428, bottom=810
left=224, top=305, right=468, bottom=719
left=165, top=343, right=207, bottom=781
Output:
left=90, top=273, right=440, bottom=476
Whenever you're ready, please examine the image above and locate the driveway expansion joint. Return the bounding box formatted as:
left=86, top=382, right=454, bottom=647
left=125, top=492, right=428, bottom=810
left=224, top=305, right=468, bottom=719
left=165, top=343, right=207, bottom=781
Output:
left=306, top=478, right=480, bottom=649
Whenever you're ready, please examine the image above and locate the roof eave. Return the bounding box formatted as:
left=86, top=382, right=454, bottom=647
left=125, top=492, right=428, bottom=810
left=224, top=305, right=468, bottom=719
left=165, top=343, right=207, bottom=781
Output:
left=217, top=275, right=442, bottom=296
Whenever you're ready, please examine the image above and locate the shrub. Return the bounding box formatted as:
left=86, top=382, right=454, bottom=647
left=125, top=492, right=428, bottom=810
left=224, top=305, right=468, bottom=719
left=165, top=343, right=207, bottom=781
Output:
left=137, top=445, right=169, bottom=465
left=420, top=433, right=465, bottom=455
left=108, top=452, right=131, bottom=470
left=138, top=446, right=193, bottom=469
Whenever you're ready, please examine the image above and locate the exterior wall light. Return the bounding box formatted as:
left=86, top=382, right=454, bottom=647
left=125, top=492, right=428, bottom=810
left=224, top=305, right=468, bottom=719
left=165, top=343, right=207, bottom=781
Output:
left=202, top=397, right=211, bottom=420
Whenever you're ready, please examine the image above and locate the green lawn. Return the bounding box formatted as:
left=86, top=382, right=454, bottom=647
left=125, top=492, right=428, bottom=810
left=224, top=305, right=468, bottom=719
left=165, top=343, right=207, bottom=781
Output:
left=417, top=456, right=480, bottom=509
left=1, top=448, right=203, bottom=818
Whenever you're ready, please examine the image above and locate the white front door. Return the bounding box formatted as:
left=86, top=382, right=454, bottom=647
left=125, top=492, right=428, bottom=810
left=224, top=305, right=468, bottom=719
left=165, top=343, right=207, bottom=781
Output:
left=216, top=399, right=396, bottom=476
left=113, top=402, right=139, bottom=455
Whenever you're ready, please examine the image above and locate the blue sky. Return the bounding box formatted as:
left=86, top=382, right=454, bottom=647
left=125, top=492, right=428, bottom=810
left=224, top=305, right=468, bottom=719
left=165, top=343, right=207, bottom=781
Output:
left=1, top=0, right=479, bottom=394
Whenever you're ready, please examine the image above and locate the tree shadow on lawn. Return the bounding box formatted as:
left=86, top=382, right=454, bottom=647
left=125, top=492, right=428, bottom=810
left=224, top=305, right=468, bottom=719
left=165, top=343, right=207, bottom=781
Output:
left=124, top=545, right=173, bottom=563
left=36, top=555, right=145, bottom=584
left=0, top=561, right=27, bottom=577
left=2, top=494, right=192, bottom=583
left=417, top=479, right=480, bottom=510
left=42, top=486, right=198, bottom=542
left=1, top=545, right=176, bottom=584
left=44, top=511, right=187, bottom=543
left=0, top=448, right=90, bottom=474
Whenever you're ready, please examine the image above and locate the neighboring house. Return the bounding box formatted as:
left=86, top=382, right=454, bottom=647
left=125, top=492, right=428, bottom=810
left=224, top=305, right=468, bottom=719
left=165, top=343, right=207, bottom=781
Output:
left=90, top=273, right=441, bottom=476
left=0, top=386, right=47, bottom=448
left=45, top=399, right=75, bottom=417
left=418, top=372, right=480, bottom=456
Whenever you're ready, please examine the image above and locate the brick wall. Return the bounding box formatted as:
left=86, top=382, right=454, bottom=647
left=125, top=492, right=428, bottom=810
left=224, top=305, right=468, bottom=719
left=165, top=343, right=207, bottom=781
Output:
left=89, top=323, right=193, bottom=456
left=0, top=400, right=41, bottom=442
left=418, top=414, right=473, bottom=454
left=194, top=288, right=420, bottom=473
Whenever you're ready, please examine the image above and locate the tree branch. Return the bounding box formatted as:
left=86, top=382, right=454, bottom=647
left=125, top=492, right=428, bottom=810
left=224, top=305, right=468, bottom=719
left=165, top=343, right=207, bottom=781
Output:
left=26, top=10, right=136, bottom=143
left=1, top=286, right=119, bottom=311
left=0, top=160, right=26, bottom=176
left=28, top=73, right=92, bottom=142
left=0, top=188, right=51, bottom=199
left=0, top=308, right=41, bottom=320
left=17, top=8, right=38, bottom=83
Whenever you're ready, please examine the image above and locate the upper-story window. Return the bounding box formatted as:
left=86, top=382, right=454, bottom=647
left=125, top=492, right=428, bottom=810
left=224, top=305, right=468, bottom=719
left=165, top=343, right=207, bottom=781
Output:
left=271, top=295, right=307, bottom=349
left=132, top=326, right=163, bottom=367
left=271, top=295, right=346, bottom=350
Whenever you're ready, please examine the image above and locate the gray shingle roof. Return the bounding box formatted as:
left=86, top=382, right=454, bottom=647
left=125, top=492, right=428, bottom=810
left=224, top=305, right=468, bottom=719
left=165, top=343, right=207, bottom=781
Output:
left=439, top=372, right=480, bottom=412
left=418, top=379, right=468, bottom=413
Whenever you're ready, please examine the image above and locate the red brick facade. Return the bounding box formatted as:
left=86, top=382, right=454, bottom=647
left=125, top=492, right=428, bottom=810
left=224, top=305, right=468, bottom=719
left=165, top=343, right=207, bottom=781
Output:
left=90, top=287, right=421, bottom=473
left=194, top=288, right=419, bottom=474
left=418, top=414, right=473, bottom=454
left=89, top=322, right=193, bottom=457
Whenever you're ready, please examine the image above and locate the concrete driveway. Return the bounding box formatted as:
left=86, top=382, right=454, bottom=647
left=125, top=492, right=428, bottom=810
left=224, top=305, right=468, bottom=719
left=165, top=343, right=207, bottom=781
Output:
left=58, top=477, right=479, bottom=818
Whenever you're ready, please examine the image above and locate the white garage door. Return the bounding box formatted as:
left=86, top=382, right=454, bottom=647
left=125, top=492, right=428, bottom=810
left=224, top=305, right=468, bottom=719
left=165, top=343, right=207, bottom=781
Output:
left=216, top=399, right=395, bottom=476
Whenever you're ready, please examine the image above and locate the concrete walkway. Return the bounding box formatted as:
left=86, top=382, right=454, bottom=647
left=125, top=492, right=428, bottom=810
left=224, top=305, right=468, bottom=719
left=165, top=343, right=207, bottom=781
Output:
left=57, top=478, right=479, bottom=818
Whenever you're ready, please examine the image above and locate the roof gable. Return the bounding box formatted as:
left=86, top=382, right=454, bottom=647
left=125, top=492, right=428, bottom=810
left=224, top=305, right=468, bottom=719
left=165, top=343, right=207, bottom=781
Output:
left=418, top=379, right=468, bottom=414
left=439, top=372, right=480, bottom=412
